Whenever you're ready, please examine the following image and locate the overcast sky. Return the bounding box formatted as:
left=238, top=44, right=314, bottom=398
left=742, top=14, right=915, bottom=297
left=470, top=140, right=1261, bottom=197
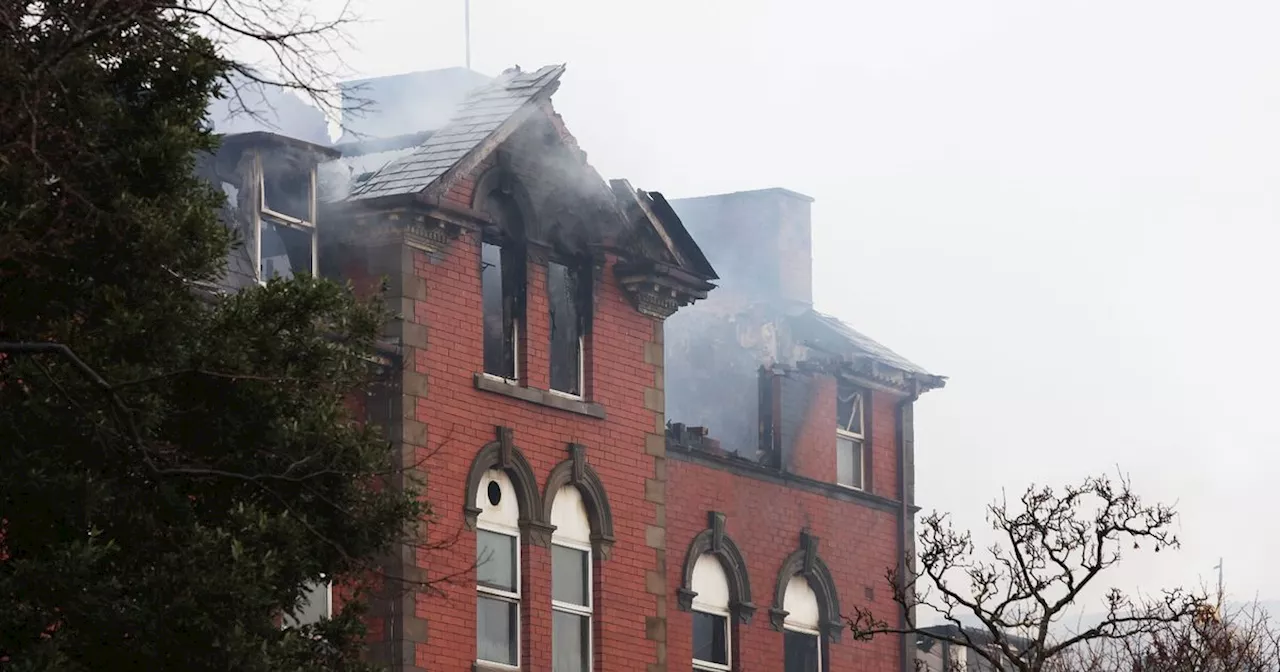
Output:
left=286, top=0, right=1279, bottom=605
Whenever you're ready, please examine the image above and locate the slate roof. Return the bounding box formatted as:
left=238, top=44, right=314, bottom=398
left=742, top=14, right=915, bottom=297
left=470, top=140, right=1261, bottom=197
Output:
left=348, top=65, right=566, bottom=201
left=792, top=309, right=938, bottom=378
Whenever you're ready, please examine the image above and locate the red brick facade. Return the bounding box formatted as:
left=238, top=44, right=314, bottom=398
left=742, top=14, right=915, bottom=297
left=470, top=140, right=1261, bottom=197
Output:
left=302, top=67, right=941, bottom=672
left=666, top=380, right=911, bottom=672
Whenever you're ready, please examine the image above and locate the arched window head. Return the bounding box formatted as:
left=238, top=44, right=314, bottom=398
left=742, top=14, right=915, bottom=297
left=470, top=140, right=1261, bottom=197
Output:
left=692, top=555, right=731, bottom=671
left=550, top=485, right=591, bottom=546
left=476, top=469, right=519, bottom=531
left=783, top=576, right=820, bottom=631
left=550, top=486, right=592, bottom=671
left=692, top=555, right=730, bottom=612
left=783, top=576, right=823, bottom=671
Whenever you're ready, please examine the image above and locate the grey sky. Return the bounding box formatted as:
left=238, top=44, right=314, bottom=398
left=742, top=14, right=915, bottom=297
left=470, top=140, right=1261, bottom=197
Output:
left=292, top=0, right=1279, bottom=603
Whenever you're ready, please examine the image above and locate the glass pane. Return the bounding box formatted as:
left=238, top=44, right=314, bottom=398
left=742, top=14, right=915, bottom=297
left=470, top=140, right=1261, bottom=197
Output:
left=476, top=530, right=516, bottom=592
left=837, top=436, right=862, bottom=487
left=552, top=545, right=588, bottom=607
left=692, top=611, right=728, bottom=665
left=552, top=610, right=589, bottom=672
left=784, top=630, right=820, bottom=672
left=260, top=219, right=313, bottom=280
left=548, top=261, right=582, bottom=395
left=482, top=242, right=512, bottom=378
left=477, top=596, right=517, bottom=665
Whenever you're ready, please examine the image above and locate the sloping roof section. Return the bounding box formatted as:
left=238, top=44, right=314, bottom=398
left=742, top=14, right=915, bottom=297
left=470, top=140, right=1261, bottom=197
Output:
left=609, top=180, right=718, bottom=282
left=348, top=65, right=566, bottom=201
left=790, top=309, right=946, bottom=390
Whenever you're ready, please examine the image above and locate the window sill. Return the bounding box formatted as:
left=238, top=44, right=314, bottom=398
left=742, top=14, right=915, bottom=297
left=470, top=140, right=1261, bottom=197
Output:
left=472, top=662, right=521, bottom=672
left=473, top=373, right=606, bottom=420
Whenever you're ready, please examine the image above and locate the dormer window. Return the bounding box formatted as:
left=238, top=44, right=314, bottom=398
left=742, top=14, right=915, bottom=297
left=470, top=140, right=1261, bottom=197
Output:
left=836, top=382, right=865, bottom=490
left=257, top=152, right=317, bottom=281
left=548, top=260, right=589, bottom=398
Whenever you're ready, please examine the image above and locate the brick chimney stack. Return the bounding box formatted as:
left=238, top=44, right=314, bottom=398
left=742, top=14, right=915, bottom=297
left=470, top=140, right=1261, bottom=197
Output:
left=668, top=188, right=814, bottom=310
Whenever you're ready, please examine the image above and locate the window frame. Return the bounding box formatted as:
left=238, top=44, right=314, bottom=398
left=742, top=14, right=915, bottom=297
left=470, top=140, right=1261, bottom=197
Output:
left=476, top=520, right=522, bottom=670
left=783, top=624, right=824, bottom=672
left=546, top=334, right=585, bottom=401
left=691, top=605, right=732, bottom=672
left=836, top=387, right=866, bottom=491
left=546, top=259, right=588, bottom=400
left=480, top=240, right=523, bottom=385
left=550, top=536, right=593, bottom=672
left=254, top=152, right=317, bottom=283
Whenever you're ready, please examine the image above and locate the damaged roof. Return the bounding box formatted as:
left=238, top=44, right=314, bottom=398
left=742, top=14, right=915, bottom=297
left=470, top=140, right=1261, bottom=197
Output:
left=347, top=65, right=566, bottom=201
left=791, top=309, right=945, bottom=389
left=610, top=180, right=719, bottom=282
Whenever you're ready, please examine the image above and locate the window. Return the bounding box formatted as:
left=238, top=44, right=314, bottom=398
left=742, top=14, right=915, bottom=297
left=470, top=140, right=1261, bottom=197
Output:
left=283, top=576, right=331, bottom=628
left=551, top=486, right=592, bottom=672
left=482, top=242, right=521, bottom=380
left=256, top=152, right=316, bottom=281
left=691, top=555, right=731, bottom=671
left=548, top=261, right=588, bottom=397
left=476, top=470, right=521, bottom=668
left=836, top=384, right=865, bottom=490
left=479, top=187, right=527, bottom=382
left=783, top=575, right=823, bottom=672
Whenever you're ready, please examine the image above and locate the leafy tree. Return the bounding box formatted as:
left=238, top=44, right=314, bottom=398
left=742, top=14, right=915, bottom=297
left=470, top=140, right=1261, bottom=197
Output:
left=0, top=2, right=419, bottom=670
left=849, top=475, right=1206, bottom=672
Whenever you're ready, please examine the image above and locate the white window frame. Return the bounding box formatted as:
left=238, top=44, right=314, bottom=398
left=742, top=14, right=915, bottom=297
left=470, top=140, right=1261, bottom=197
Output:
left=783, top=624, right=824, bottom=672
left=836, top=389, right=865, bottom=491
left=254, top=152, right=317, bottom=283
left=691, top=604, right=732, bottom=672
left=551, top=536, right=593, bottom=671
left=476, top=520, right=521, bottom=670
left=547, top=334, right=585, bottom=400
left=481, top=320, right=521, bottom=385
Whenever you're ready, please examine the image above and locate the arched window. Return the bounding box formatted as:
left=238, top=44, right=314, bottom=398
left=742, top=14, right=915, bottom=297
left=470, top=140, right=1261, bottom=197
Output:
left=782, top=575, right=823, bottom=671
left=691, top=555, right=732, bottom=671
left=476, top=469, right=521, bottom=668
left=550, top=486, right=592, bottom=671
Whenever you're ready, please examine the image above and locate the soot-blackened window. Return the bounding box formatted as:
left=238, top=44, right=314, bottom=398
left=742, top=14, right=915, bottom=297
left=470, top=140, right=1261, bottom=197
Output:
left=548, top=260, right=589, bottom=397
left=257, top=151, right=316, bottom=281
left=480, top=190, right=527, bottom=381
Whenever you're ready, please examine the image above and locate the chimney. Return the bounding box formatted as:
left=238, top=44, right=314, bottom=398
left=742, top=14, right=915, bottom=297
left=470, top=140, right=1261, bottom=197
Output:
left=667, top=188, right=814, bottom=310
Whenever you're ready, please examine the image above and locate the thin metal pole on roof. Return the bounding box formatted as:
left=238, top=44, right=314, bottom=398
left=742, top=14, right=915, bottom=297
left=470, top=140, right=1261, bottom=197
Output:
left=464, top=0, right=471, bottom=69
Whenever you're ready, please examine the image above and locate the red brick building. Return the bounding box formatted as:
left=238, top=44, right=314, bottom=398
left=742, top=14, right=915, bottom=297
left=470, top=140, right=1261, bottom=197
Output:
left=205, top=64, right=944, bottom=672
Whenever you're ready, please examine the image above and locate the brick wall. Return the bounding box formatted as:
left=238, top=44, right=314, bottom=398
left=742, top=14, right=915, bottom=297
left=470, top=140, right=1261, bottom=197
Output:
left=390, top=151, right=669, bottom=670
left=666, top=458, right=904, bottom=672
left=776, top=372, right=902, bottom=501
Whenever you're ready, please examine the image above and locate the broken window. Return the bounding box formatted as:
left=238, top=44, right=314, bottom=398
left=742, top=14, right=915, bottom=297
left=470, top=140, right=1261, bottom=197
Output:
left=261, top=155, right=313, bottom=223
left=480, top=188, right=527, bottom=381
left=836, top=383, right=865, bottom=490
left=260, top=217, right=314, bottom=280
left=548, top=260, right=589, bottom=397
left=257, top=151, right=316, bottom=280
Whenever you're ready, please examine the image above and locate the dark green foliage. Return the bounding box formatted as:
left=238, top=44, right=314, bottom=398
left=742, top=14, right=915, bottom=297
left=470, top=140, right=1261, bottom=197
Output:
left=0, top=3, right=420, bottom=670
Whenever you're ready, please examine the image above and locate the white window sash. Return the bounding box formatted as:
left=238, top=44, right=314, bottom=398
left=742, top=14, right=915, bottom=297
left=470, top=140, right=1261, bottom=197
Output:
left=691, top=605, right=732, bottom=672
left=476, top=523, right=521, bottom=668
left=551, top=539, right=592, bottom=671
left=836, top=430, right=866, bottom=490
left=784, top=625, right=823, bottom=671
